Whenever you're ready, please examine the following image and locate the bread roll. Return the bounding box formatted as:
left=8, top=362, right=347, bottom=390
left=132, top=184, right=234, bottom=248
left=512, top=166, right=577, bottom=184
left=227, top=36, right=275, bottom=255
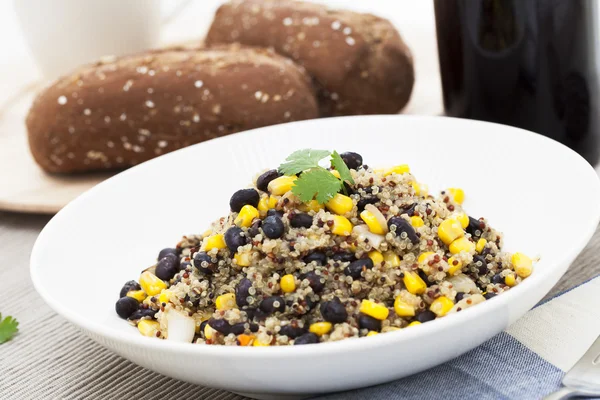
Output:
left=206, top=0, right=414, bottom=116
left=26, top=44, right=319, bottom=173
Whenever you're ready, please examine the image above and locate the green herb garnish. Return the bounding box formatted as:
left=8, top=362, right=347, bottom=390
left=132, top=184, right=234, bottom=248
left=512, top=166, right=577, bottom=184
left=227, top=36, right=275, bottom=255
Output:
left=0, top=314, right=18, bottom=344
left=278, top=149, right=355, bottom=204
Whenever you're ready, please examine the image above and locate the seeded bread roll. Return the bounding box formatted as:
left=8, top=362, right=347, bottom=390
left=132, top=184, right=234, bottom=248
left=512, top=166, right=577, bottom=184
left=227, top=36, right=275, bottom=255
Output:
left=26, top=44, right=319, bottom=173
left=205, top=0, right=414, bottom=116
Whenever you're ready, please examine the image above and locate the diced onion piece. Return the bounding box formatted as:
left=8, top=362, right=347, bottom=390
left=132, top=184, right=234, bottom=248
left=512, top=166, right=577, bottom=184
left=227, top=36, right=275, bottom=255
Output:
left=447, top=274, right=478, bottom=294
left=365, top=204, right=389, bottom=234
left=166, top=309, right=196, bottom=343
left=352, top=224, right=385, bottom=249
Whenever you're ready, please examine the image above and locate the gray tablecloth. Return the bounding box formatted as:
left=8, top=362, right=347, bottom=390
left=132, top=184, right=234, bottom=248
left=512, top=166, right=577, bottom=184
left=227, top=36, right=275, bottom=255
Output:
left=1, top=211, right=599, bottom=400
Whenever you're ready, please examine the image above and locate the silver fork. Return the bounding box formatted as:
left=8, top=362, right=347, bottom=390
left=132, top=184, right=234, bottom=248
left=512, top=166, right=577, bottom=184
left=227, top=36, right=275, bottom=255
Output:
left=544, top=335, right=600, bottom=399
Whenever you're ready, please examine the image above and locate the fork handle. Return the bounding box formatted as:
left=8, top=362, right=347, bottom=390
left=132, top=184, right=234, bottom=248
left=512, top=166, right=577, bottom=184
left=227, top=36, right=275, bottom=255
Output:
left=543, top=387, right=581, bottom=400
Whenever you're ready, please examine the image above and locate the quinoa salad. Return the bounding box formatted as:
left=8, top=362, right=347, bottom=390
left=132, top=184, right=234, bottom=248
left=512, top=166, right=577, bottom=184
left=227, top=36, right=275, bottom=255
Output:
left=115, top=149, right=534, bottom=346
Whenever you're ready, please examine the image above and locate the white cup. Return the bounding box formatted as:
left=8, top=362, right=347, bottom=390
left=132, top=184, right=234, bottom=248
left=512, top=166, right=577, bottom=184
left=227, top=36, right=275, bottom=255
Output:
left=13, top=0, right=187, bottom=80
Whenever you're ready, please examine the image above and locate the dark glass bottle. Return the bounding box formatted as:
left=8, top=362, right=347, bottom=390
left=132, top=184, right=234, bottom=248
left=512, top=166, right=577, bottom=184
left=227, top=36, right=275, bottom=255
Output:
left=434, top=0, right=599, bottom=164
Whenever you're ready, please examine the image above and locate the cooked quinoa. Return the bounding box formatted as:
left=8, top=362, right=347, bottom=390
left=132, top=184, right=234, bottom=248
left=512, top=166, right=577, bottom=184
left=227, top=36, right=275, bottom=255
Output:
left=114, top=150, right=534, bottom=346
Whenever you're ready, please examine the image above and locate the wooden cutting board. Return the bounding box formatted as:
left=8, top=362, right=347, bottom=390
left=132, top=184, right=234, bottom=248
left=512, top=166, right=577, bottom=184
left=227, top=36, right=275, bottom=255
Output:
left=0, top=4, right=443, bottom=214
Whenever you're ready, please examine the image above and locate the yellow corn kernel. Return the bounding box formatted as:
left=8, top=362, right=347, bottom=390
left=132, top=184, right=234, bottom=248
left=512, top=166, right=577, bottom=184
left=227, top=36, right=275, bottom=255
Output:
left=418, top=252, right=435, bottom=264
left=331, top=215, right=353, bottom=236
left=258, top=196, right=278, bottom=212
left=205, top=234, right=226, bottom=251
left=253, top=338, right=271, bottom=346
left=411, top=181, right=428, bottom=197
left=368, top=250, right=384, bottom=265
left=385, top=164, right=410, bottom=176
left=280, top=274, right=296, bottom=293
left=512, top=252, right=533, bottom=278
left=237, top=334, right=254, bottom=346
left=138, top=320, right=160, bottom=337
left=204, top=323, right=216, bottom=340
left=438, top=218, right=464, bottom=245
left=394, top=297, right=416, bottom=317
left=234, top=252, right=251, bottom=267
left=476, top=238, right=487, bottom=253
left=360, top=210, right=386, bottom=234
left=407, top=321, right=421, bottom=327
left=126, top=290, right=147, bottom=302
left=309, top=322, right=332, bottom=336
left=403, top=271, right=427, bottom=295
left=366, top=331, right=379, bottom=337
left=326, top=193, right=354, bottom=215
left=235, top=205, right=259, bottom=228
left=330, top=169, right=341, bottom=179
left=158, top=290, right=171, bottom=305
left=430, top=296, right=454, bottom=317
left=455, top=213, right=469, bottom=229
left=299, top=199, right=323, bottom=213
left=383, top=251, right=401, bottom=267
left=359, top=300, right=390, bottom=320
left=447, top=256, right=463, bottom=275
left=448, top=188, right=465, bottom=204
left=139, top=271, right=167, bottom=296
left=449, top=237, right=476, bottom=254
left=505, top=274, right=517, bottom=287
left=268, top=175, right=296, bottom=195
left=216, top=293, right=237, bottom=311
left=410, top=216, right=424, bottom=227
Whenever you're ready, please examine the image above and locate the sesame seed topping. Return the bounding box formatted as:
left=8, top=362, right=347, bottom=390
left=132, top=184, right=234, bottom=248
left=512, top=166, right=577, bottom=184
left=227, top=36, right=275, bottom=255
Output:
left=194, top=80, right=204, bottom=88
left=132, top=145, right=144, bottom=153
left=67, top=152, right=75, bottom=159
left=175, top=70, right=182, bottom=77
left=331, top=93, right=339, bottom=100
left=57, top=96, right=67, bottom=105
left=68, top=126, right=75, bottom=134
left=107, top=141, right=114, bottom=148
left=104, top=116, right=111, bottom=123
left=116, top=156, right=124, bottom=163
left=331, top=20, right=341, bottom=30
left=137, top=66, right=148, bottom=74
left=254, top=91, right=263, bottom=100
left=123, top=142, right=132, bottom=150
left=147, top=88, right=154, bottom=94
left=313, top=40, right=321, bottom=48
left=145, top=100, right=155, bottom=108
left=345, top=37, right=356, bottom=46
left=148, top=70, right=155, bottom=76
left=284, top=111, right=291, bottom=118
left=119, top=113, right=127, bottom=121
left=83, top=108, right=91, bottom=116
left=212, top=104, right=221, bottom=114
left=283, top=17, right=293, bottom=26
left=343, top=27, right=352, bottom=35
left=193, top=114, right=200, bottom=123
left=158, top=140, right=168, bottom=148
left=138, top=129, right=150, bottom=136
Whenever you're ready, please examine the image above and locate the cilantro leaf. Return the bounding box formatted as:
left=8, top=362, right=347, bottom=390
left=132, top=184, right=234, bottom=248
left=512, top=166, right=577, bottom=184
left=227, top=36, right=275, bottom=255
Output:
left=291, top=168, right=342, bottom=203
left=330, top=150, right=355, bottom=185
left=0, top=313, right=18, bottom=344
left=278, top=149, right=331, bottom=176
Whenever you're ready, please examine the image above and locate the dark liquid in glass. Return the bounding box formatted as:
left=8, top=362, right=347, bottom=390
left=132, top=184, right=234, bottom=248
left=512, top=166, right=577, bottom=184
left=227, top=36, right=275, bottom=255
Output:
left=434, top=0, right=599, bottom=164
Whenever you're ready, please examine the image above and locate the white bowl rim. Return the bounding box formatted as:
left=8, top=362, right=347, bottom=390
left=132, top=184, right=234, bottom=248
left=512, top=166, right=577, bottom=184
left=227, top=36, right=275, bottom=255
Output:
left=30, top=115, right=600, bottom=359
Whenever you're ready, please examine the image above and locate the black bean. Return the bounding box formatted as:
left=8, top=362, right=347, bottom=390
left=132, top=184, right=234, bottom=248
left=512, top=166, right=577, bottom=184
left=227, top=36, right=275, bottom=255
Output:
left=344, top=182, right=356, bottom=195
left=208, top=318, right=231, bottom=335
left=249, top=323, right=259, bottom=332
left=200, top=320, right=209, bottom=338
left=224, top=226, right=248, bottom=252
left=344, top=258, right=374, bottom=279
left=262, top=215, right=284, bottom=239
left=179, top=260, right=191, bottom=271
left=155, top=253, right=179, bottom=281
left=416, top=310, right=436, bottom=323
left=266, top=209, right=283, bottom=218
left=230, top=322, right=246, bottom=335
left=484, top=292, right=497, bottom=300
left=491, top=274, right=504, bottom=284
left=260, top=296, right=286, bottom=314
left=340, top=152, right=363, bottom=170
left=256, top=169, right=281, bottom=192
left=157, top=247, right=177, bottom=260
left=418, top=269, right=434, bottom=287
left=303, top=271, right=325, bottom=293
left=230, top=188, right=259, bottom=212
left=303, top=251, right=327, bottom=265
left=115, top=297, right=139, bottom=319
left=119, top=280, right=141, bottom=298
left=358, top=314, right=382, bottom=331
left=304, top=296, right=318, bottom=311
left=332, top=252, right=356, bottom=262
left=193, top=252, right=216, bottom=275
left=402, top=203, right=417, bottom=217
left=320, top=297, right=347, bottom=323
left=294, top=332, right=319, bottom=345
left=279, top=325, right=308, bottom=338
left=290, top=213, right=313, bottom=228
left=357, top=196, right=378, bottom=212
left=466, top=217, right=483, bottom=237
left=473, top=255, right=488, bottom=275
left=236, top=278, right=253, bottom=307
left=129, top=308, right=157, bottom=321
left=455, top=292, right=466, bottom=302
left=248, top=220, right=262, bottom=238
left=387, top=217, right=419, bottom=244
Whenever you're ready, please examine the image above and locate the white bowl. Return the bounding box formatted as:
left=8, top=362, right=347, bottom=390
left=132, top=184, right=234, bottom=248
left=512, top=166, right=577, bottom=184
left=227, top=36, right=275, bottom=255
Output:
left=31, top=116, right=600, bottom=399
